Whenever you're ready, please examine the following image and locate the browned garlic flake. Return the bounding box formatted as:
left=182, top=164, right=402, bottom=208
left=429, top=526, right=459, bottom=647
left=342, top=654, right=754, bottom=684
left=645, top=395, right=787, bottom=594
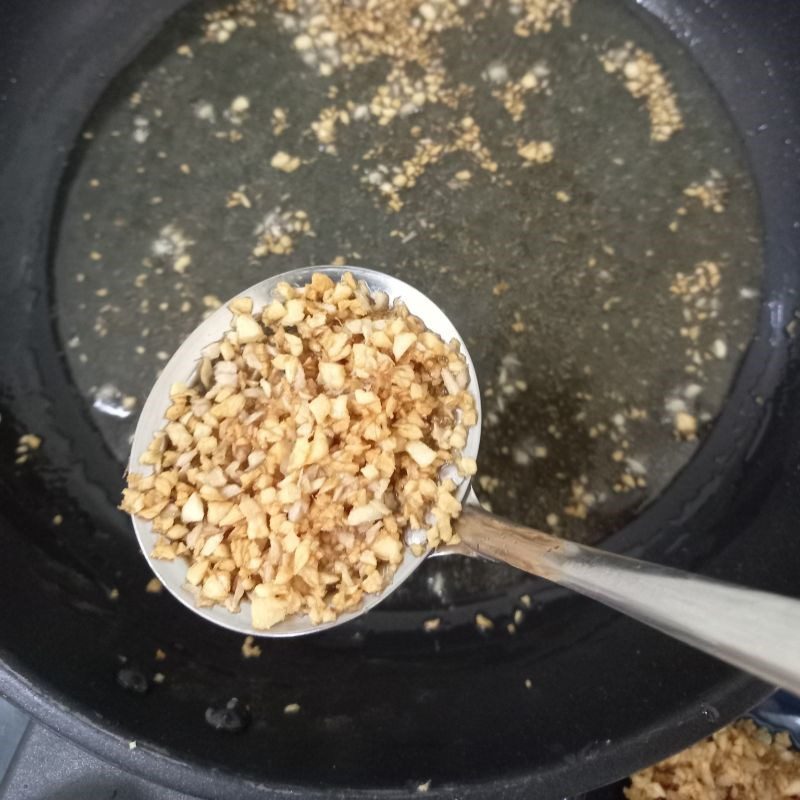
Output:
left=517, top=139, right=555, bottom=164
left=270, top=151, right=302, bottom=173
left=241, top=635, right=262, bottom=658
left=669, top=260, right=723, bottom=377
left=252, top=208, right=313, bottom=257
left=17, top=433, right=42, bottom=451
left=683, top=169, right=728, bottom=213
left=121, top=273, right=477, bottom=629
left=600, top=42, right=683, bottom=142
left=508, top=0, right=576, bottom=37
left=474, top=612, right=494, bottom=631
left=370, top=116, right=497, bottom=211
left=491, top=63, right=550, bottom=121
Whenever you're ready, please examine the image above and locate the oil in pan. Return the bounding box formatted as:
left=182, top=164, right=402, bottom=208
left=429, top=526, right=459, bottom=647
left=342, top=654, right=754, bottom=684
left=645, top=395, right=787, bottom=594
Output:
left=53, top=0, right=762, bottom=621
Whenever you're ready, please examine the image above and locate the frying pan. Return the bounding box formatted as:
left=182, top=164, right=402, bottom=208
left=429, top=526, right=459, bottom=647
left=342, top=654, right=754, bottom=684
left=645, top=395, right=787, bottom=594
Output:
left=0, top=0, right=799, bottom=798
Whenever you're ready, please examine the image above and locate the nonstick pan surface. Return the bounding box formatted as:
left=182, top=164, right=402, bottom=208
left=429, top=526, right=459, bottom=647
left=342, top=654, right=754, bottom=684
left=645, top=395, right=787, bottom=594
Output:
left=1, top=0, right=799, bottom=798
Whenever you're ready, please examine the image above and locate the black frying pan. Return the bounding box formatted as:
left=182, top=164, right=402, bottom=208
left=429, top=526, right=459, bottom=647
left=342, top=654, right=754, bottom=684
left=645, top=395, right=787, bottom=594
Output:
left=1, top=0, right=799, bottom=797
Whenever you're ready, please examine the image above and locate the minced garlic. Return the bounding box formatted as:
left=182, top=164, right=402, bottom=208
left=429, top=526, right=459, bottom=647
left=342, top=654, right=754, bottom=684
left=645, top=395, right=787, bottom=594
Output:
left=122, top=272, right=477, bottom=629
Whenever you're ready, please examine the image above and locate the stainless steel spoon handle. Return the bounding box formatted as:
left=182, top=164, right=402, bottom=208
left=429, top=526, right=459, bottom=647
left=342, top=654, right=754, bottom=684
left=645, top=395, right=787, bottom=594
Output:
left=457, top=504, right=800, bottom=695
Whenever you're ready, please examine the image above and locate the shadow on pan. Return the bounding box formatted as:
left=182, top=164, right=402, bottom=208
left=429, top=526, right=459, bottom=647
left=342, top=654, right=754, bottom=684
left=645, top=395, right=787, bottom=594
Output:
left=0, top=0, right=799, bottom=798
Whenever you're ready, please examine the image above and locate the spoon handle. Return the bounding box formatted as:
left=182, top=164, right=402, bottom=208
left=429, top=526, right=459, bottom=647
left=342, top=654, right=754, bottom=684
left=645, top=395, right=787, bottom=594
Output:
left=457, top=504, right=800, bottom=695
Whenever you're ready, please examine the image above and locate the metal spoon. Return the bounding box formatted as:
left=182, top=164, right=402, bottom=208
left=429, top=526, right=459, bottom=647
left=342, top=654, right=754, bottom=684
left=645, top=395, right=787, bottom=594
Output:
left=129, top=265, right=800, bottom=694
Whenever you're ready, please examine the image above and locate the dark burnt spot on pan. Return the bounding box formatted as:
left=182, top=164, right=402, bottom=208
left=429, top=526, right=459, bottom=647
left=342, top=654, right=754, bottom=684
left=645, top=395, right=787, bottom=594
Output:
left=204, top=697, right=250, bottom=733
left=116, top=665, right=150, bottom=694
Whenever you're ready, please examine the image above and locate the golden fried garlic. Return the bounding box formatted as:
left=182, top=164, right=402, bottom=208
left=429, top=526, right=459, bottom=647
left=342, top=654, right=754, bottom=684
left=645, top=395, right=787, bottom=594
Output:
left=122, top=273, right=477, bottom=629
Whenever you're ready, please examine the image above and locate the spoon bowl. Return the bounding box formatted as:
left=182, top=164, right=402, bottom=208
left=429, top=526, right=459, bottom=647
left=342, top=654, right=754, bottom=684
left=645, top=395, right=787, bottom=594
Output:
left=129, top=265, right=482, bottom=637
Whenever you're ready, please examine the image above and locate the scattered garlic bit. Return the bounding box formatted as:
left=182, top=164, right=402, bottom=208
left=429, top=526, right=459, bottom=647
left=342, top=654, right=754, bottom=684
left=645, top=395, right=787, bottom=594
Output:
left=423, top=617, right=441, bottom=632
left=145, top=577, right=163, bottom=594
left=202, top=2, right=256, bottom=44
left=252, top=208, right=313, bottom=257
left=270, top=151, right=301, bottom=173
left=508, top=0, right=576, bottom=37
left=311, top=106, right=348, bottom=150
left=517, top=140, right=554, bottom=164
left=674, top=411, right=697, bottom=441
left=368, top=116, right=497, bottom=212
left=670, top=260, right=720, bottom=298
left=363, top=62, right=466, bottom=130
left=226, top=189, right=252, bottom=209
left=277, top=0, right=468, bottom=78
left=564, top=477, right=596, bottom=520
left=271, top=107, right=288, bottom=136
left=683, top=169, right=728, bottom=213
left=492, top=63, right=550, bottom=121
left=152, top=224, right=195, bottom=273
left=17, top=433, right=42, bottom=452
left=479, top=474, right=499, bottom=493
left=284, top=702, right=301, bottom=715
left=600, top=43, right=683, bottom=142
left=669, top=260, right=723, bottom=376
left=492, top=282, right=509, bottom=297
left=121, top=273, right=476, bottom=629
left=241, top=635, right=262, bottom=658
left=475, top=612, right=494, bottom=631
left=524, top=678, right=532, bottom=689
left=230, top=95, right=250, bottom=114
